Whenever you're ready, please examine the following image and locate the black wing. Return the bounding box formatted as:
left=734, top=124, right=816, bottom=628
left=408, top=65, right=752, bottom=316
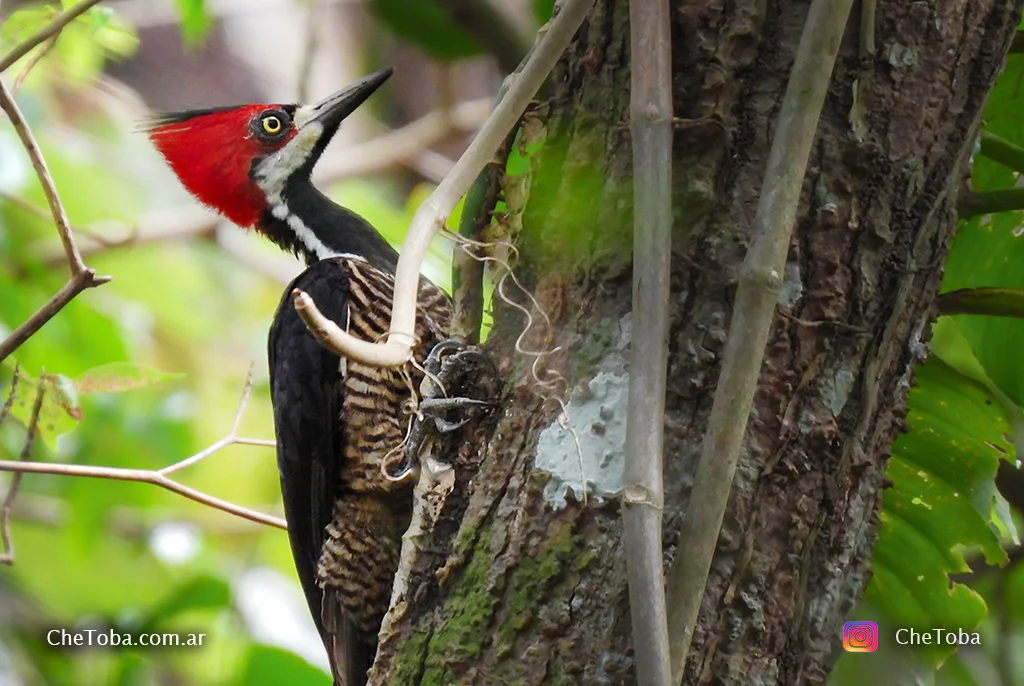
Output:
left=268, top=259, right=369, bottom=685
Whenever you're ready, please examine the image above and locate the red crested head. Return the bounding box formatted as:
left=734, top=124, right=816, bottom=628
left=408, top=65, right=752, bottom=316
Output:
left=145, top=68, right=393, bottom=233
left=146, top=104, right=298, bottom=228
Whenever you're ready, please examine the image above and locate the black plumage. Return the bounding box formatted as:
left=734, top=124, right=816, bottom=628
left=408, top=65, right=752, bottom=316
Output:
left=269, top=256, right=451, bottom=685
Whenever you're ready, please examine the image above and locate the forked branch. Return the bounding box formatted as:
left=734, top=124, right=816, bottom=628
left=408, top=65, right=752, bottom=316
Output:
left=292, top=0, right=597, bottom=367
left=0, top=368, right=284, bottom=563
left=0, top=68, right=110, bottom=363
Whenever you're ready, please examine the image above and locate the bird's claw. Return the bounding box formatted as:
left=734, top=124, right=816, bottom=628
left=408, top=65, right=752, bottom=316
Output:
left=404, top=339, right=497, bottom=463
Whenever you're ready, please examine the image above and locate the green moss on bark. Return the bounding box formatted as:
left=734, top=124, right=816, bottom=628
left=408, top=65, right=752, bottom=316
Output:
left=495, top=521, right=598, bottom=656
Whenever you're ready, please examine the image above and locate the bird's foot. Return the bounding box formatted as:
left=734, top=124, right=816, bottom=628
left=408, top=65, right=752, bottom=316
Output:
left=382, top=340, right=496, bottom=481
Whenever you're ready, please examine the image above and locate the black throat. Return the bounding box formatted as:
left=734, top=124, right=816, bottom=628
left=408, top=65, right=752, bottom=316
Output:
left=257, top=177, right=399, bottom=273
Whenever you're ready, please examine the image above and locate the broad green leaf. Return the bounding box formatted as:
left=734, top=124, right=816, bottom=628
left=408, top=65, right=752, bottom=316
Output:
left=868, top=358, right=1009, bottom=667
left=75, top=362, right=182, bottom=395
left=238, top=644, right=331, bottom=686
left=371, top=0, right=481, bottom=61
left=971, top=53, right=1024, bottom=193
left=942, top=212, right=1024, bottom=406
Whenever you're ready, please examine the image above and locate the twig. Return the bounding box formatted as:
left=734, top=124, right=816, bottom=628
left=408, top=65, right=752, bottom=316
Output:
left=623, top=1, right=673, bottom=684
left=0, top=460, right=285, bottom=530
left=450, top=117, right=519, bottom=342
left=1, top=383, right=46, bottom=564
left=294, top=0, right=598, bottom=368
left=978, top=131, right=1024, bottom=174
left=0, top=78, right=110, bottom=363
left=157, top=363, right=273, bottom=476
left=5, top=35, right=59, bottom=108
left=0, top=189, right=124, bottom=248
left=437, top=0, right=533, bottom=73
left=664, top=1, right=856, bottom=681
left=0, top=366, right=19, bottom=429
left=958, top=188, right=1024, bottom=219
left=936, top=287, right=1024, bottom=318
left=0, top=369, right=284, bottom=534
left=858, top=0, right=876, bottom=59
left=0, top=0, right=106, bottom=73
left=0, top=271, right=101, bottom=363
left=1, top=79, right=88, bottom=274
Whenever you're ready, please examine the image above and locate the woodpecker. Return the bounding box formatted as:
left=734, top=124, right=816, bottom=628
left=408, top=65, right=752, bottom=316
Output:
left=146, top=69, right=454, bottom=685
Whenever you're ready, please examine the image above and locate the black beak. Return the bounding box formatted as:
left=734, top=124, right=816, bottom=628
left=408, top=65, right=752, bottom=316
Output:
left=307, top=67, right=393, bottom=130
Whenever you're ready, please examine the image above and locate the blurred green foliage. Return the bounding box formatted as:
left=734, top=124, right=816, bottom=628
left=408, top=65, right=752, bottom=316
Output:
left=371, top=0, right=481, bottom=62
left=0, top=2, right=444, bottom=684
left=2, top=2, right=1024, bottom=686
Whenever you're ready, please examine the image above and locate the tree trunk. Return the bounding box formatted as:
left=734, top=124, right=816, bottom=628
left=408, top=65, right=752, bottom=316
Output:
left=372, top=1, right=1023, bottom=684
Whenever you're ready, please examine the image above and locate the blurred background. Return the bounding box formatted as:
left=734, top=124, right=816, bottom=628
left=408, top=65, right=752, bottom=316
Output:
left=0, top=1, right=547, bottom=683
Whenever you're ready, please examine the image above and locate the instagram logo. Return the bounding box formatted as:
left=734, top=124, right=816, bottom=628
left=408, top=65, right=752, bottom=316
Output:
left=843, top=621, right=878, bottom=652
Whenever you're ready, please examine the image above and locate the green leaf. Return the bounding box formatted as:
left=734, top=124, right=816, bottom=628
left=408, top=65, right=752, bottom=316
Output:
left=1, top=365, right=82, bottom=447
left=237, top=644, right=331, bottom=686
left=371, top=0, right=481, bottom=61
left=174, top=0, right=212, bottom=46
left=972, top=53, right=1024, bottom=194
left=869, top=358, right=1009, bottom=666
left=0, top=363, right=179, bottom=446
left=74, top=362, right=182, bottom=395
left=942, top=212, right=1024, bottom=406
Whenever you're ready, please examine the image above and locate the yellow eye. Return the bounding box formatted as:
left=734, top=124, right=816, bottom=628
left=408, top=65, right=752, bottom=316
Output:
left=262, top=115, right=282, bottom=134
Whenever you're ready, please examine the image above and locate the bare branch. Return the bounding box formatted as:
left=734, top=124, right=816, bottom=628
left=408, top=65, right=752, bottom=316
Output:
left=157, top=363, right=275, bottom=476
left=0, top=78, right=110, bottom=363
left=450, top=123, right=517, bottom=344
left=859, top=0, right=876, bottom=59
left=0, top=459, right=286, bottom=530
left=664, top=0, right=856, bottom=681
left=936, top=287, right=1024, bottom=318
left=295, top=0, right=598, bottom=367
left=1, top=383, right=46, bottom=565
left=0, top=78, right=91, bottom=275
left=0, top=366, right=19, bottom=429
left=2, top=36, right=60, bottom=112
left=958, top=188, right=1024, bottom=219
left=0, top=271, right=100, bottom=363
left=0, top=370, right=285, bottom=537
left=623, top=0, right=673, bottom=684
left=0, top=0, right=106, bottom=73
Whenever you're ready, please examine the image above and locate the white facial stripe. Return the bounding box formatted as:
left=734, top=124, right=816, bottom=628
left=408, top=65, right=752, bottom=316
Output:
left=253, top=103, right=340, bottom=260
left=282, top=208, right=336, bottom=261
left=253, top=104, right=322, bottom=201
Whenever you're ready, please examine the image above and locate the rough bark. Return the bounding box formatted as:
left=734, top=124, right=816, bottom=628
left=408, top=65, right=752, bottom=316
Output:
left=372, top=1, right=1024, bottom=684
